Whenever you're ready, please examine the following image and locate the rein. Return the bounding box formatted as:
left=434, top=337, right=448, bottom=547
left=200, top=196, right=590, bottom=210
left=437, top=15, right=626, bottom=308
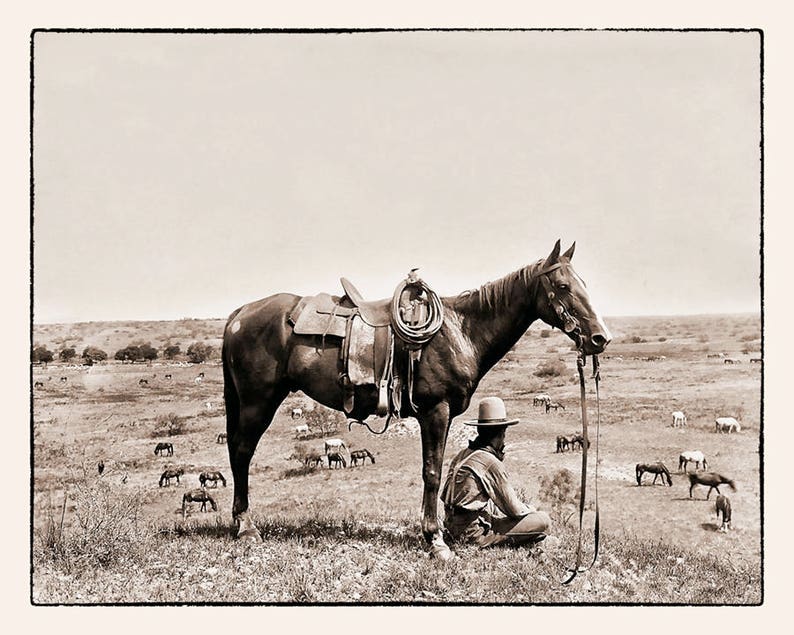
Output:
left=561, top=351, right=601, bottom=585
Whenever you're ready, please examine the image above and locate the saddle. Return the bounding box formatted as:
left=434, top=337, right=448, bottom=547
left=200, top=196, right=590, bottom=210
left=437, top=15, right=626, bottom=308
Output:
left=289, top=274, right=441, bottom=420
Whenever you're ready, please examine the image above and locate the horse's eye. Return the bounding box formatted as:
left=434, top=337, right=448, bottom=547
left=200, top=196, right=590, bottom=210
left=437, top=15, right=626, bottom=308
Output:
left=557, top=283, right=569, bottom=292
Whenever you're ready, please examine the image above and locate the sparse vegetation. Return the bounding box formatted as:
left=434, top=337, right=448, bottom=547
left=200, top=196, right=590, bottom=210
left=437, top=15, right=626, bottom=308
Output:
left=534, top=359, right=567, bottom=378
left=152, top=412, right=188, bottom=436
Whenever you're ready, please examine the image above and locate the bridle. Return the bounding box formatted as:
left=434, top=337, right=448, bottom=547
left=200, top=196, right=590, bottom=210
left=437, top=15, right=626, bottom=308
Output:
left=532, top=260, right=601, bottom=585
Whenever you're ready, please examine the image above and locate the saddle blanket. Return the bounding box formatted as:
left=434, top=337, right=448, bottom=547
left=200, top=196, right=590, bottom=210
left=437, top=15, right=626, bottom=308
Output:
left=347, top=315, right=376, bottom=385
left=290, top=293, right=351, bottom=339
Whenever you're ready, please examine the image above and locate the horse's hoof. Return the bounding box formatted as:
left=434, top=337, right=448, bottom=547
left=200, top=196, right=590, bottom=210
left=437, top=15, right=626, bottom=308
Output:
left=237, top=528, right=262, bottom=542
left=430, top=543, right=455, bottom=561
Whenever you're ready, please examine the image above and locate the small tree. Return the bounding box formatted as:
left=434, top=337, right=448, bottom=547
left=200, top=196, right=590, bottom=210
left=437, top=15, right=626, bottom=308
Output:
left=114, top=345, right=142, bottom=363
left=163, top=345, right=181, bottom=360
left=186, top=342, right=212, bottom=364
left=58, top=347, right=76, bottom=363
left=82, top=346, right=108, bottom=364
left=534, top=359, right=567, bottom=378
left=303, top=406, right=345, bottom=437
left=139, top=343, right=158, bottom=361
left=32, top=346, right=54, bottom=366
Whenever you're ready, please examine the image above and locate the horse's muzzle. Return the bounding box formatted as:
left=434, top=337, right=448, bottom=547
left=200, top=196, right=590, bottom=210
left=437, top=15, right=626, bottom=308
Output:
left=584, top=332, right=611, bottom=354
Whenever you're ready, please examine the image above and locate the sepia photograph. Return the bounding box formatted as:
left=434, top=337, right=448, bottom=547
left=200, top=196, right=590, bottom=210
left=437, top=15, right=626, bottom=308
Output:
left=29, top=27, right=763, bottom=606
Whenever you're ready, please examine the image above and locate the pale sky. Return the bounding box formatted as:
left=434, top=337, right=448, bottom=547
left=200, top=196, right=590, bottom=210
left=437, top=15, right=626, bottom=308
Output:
left=32, top=29, right=762, bottom=324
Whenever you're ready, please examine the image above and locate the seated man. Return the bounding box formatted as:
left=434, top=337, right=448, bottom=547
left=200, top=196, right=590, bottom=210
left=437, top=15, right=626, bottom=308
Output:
left=441, top=396, right=552, bottom=548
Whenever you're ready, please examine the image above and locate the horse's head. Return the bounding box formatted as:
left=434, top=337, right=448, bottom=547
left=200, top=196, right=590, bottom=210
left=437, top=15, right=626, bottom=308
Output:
left=535, top=240, right=612, bottom=356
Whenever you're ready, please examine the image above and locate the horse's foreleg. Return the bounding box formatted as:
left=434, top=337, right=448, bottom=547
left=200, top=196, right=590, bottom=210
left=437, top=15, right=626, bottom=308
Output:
left=418, top=402, right=453, bottom=561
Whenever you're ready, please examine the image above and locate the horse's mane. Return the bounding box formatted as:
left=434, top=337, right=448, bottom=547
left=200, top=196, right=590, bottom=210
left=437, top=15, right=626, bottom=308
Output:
left=454, top=260, right=542, bottom=311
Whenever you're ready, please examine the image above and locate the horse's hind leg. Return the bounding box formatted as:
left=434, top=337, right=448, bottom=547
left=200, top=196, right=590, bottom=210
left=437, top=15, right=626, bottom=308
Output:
left=228, top=391, right=288, bottom=540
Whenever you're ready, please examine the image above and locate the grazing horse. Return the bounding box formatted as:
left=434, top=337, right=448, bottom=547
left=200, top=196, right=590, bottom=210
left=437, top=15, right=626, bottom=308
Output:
left=154, top=442, right=174, bottom=457
left=303, top=451, right=325, bottom=468
left=199, top=470, right=227, bottom=488
left=327, top=451, right=347, bottom=469
left=350, top=449, right=376, bottom=466
left=569, top=433, right=590, bottom=451
left=533, top=394, right=551, bottom=407
left=291, top=408, right=304, bottom=419
left=635, top=463, right=673, bottom=486
left=221, top=240, right=610, bottom=558
left=34, top=381, right=44, bottom=388
left=715, top=417, right=741, bottom=434
left=139, top=378, right=149, bottom=386
left=217, top=432, right=228, bottom=444
left=749, top=357, right=762, bottom=364
left=671, top=411, right=687, bottom=428
left=715, top=495, right=732, bottom=531
left=294, top=424, right=310, bottom=439
left=159, top=467, right=184, bottom=487
left=182, top=488, right=218, bottom=518
left=678, top=450, right=708, bottom=473
left=545, top=401, right=565, bottom=413
left=60, top=376, right=68, bottom=383
left=688, top=472, right=736, bottom=500
left=324, top=438, right=347, bottom=456
left=555, top=435, right=571, bottom=453
left=164, top=374, right=172, bottom=380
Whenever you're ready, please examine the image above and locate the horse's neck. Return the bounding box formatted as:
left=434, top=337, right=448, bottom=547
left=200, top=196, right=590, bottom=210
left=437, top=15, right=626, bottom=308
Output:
left=454, top=267, right=542, bottom=374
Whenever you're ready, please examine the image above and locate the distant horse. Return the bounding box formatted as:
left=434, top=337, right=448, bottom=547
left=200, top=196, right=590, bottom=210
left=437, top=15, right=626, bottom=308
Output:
left=723, top=358, right=740, bottom=365
left=671, top=411, right=687, bottom=428
left=545, top=401, right=565, bottom=413
left=34, top=381, right=44, bottom=388
left=636, top=463, right=673, bottom=486
left=303, top=451, right=325, bottom=468
left=678, top=450, right=708, bottom=473
left=154, top=442, right=174, bottom=457
left=60, top=377, right=68, bottom=383
left=97, top=460, right=105, bottom=475
left=555, top=435, right=571, bottom=453
left=199, top=470, right=227, bottom=488
left=221, top=240, right=611, bottom=558
left=294, top=424, right=310, bottom=439
left=749, top=357, right=762, bottom=364
left=324, top=438, right=347, bottom=456
left=182, top=488, right=218, bottom=518
left=139, top=378, right=149, bottom=386
left=327, top=451, right=347, bottom=469
left=291, top=408, right=304, bottom=419
left=715, top=417, right=741, bottom=434
left=350, top=449, right=376, bottom=466
left=216, top=432, right=227, bottom=444
left=159, top=467, right=184, bottom=487
left=688, top=472, right=736, bottom=500
left=164, top=374, right=172, bottom=380
left=569, top=434, right=590, bottom=451
left=533, top=394, right=551, bottom=407
left=715, top=495, right=732, bottom=531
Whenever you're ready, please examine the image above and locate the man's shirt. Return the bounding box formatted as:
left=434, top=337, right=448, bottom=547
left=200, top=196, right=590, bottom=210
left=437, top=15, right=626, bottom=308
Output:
left=441, top=444, right=531, bottom=519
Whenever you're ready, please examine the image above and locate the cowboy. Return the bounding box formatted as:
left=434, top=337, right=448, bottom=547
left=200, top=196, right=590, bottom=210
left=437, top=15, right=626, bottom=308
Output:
left=441, top=396, right=552, bottom=548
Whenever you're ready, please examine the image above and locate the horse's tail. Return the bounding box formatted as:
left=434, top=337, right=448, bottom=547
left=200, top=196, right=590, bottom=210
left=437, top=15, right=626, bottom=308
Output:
left=222, top=313, right=241, bottom=447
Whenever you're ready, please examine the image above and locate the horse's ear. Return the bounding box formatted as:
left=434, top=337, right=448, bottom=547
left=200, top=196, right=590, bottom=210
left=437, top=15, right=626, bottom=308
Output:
left=544, top=239, right=562, bottom=267
left=562, top=241, right=576, bottom=260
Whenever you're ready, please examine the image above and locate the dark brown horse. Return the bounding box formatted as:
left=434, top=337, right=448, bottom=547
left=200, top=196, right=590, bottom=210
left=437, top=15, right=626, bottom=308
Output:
left=636, top=462, right=673, bottom=486
left=689, top=472, right=736, bottom=500
left=222, top=240, right=611, bottom=559
left=182, top=488, right=218, bottom=518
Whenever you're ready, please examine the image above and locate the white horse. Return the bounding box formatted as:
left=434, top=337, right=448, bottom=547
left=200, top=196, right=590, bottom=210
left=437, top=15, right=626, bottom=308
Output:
left=715, top=417, right=741, bottom=434
left=672, top=411, right=687, bottom=428
left=294, top=424, right=310, bottom=439
left=678, top=450, right=708, bottom=472
left=291, top=408, right=304, bottom=419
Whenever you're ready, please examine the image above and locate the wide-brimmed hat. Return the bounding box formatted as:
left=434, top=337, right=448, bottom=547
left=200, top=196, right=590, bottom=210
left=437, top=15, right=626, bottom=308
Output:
left=463, top=396, right=520, bottom=427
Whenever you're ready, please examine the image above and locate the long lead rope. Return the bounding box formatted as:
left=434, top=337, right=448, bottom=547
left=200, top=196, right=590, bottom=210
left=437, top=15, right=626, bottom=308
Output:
left=561, top=352, right=601, bottom=585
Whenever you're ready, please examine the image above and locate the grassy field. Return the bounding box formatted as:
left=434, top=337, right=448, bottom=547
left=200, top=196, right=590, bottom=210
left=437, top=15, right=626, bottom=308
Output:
left=31, top=313, right=762, bottom=604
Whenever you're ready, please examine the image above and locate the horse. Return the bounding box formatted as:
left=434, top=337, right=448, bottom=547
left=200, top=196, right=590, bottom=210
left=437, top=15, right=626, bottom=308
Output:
left=294, top=424, right=310, bottom=439
left=635, top=463, right=673, bottom=486
left=182, top=488, right=218, bottom=518
left=749, top=357, right=762, bottom=364
left=671, top=411, right=687, bottom=428
left=545, top=401, right=565, bottom=413
left=159, top=467, right=184, bottom=487
left=723, top=357, right=740, bottom=364
left=350, top=449, right=376, bottom=466
left=324, top=438, right=347, bottom=456
left=97, top=460, right=105, bottom=475
left=555, top=435, right=571, bottom=453
left=221, top=240, right=611, bottom=559
left=533, top=394, right=551, bottom=407
left=303, top=451, right=325, bottom=468
left=138, top=378, right=149, bottom=386
left=291, top=408, right=304, bottom=419
left=154, top=442, right=174, bottom=457
left=715, top=417, right=741, bottom=434
left=199, top=470, right=227, bottom=488
left=217, top=432, right=228, bottom=444
left=678, top=450, right=708, bottom=473
left=60, top=376, right=68, bottom=383
left=568, top=433, right=590, bottom=451
left=688, top=472, right=736, bottom=500
left=164, top=374, right=172, bottom=380
left=327, top=451, right=347, bottom=469
left=715, top=495, right=732, bottom=531
left=34, top=381, right=44, bottom=388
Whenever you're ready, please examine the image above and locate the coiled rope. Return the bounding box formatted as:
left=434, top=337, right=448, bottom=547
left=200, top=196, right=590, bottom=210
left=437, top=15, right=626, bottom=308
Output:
left=390, top=278, right=444, bottom=347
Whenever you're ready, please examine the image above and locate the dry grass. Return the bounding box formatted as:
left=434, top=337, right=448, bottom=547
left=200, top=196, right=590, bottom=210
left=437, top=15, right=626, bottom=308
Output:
left=31, top=312, right=762, bottom=604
